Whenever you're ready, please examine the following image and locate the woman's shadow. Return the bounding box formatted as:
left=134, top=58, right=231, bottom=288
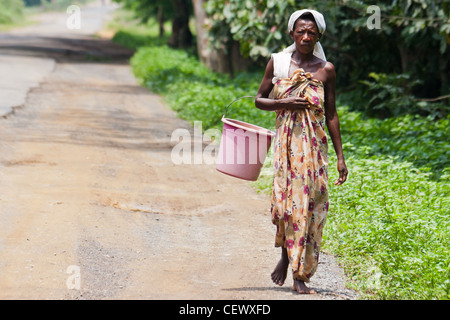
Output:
left=221, top=286, right=353, bottom=299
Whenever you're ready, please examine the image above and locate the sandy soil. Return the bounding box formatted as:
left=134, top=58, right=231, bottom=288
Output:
left=0, top=2, right=357, bottom=300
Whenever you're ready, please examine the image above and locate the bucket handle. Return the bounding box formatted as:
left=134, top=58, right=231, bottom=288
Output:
left=224, top=95, right=256, bottom=118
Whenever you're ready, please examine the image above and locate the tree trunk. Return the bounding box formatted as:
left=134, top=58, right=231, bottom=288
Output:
left=439, top=53, right=449, bottom=97
left=157, top=5, right=164, bottom=38
left=192, top=0, right=208, bottom=63
left=192, top=0, right=250, bottom=75
left=397, top=44, right=408, bottom=74
left=168, top=0, right=192, bottom=48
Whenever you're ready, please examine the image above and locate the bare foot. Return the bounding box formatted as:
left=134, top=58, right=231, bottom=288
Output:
left=271, top=247, right=289, bottom=286
left=292, top=279, right=316, bottom=294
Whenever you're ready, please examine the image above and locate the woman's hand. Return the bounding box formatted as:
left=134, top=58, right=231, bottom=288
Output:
left=334, top=159, right=348, bottom=186
left=281, top=96, right=310, bottom=111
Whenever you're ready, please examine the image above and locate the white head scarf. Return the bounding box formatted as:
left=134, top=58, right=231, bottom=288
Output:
left=283, top=9, right=327, bottom=61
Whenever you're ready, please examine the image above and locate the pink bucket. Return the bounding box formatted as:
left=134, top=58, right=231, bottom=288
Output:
left=216, top=97, right=275, bottom=181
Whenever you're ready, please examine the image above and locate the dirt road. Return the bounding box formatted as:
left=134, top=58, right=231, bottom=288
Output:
left=0, top=2, right=357, bottom=300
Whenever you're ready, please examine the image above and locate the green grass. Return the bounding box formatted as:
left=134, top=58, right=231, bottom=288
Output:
left=110, top=11, right=450, bottom=300
left=323, top=155, right=449, bottom=299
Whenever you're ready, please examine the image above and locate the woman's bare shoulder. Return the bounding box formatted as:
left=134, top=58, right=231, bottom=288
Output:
left=323, top=61, right=336, bottom=84
left=324, top=61, right=335, bottom=74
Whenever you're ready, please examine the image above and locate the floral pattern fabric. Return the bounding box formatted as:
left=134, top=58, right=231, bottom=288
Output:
left=271, top=68, right=329, bottom=282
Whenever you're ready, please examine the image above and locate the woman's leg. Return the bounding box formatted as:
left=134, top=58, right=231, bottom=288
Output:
left=271, top=246, right=289, bottom=286
left=292, top=279, right=316, bottom=294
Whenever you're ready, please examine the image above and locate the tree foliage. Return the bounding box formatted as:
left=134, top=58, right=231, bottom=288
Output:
left=204, top=0, right=450, bottom=117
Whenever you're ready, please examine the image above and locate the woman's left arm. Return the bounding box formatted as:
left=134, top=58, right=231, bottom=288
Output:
left=324, top=62, right=348, bottom=185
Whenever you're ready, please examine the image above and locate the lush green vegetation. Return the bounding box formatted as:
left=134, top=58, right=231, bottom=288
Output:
left=205, top=0, right=450, bottom=119
left=323, top=155, right=449, bottom=299
left=107, top=9, right=170, bottom=48
left=111, top=9, right=449, bottom=300
left=0, top=0, right=24, bottom=25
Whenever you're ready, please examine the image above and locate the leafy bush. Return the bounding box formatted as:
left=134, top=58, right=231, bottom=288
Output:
left=0, top=0, right=24, bottom=24
left=337, top=107, right=450, bottom=180
left=359, top=73, right=421, bottom=117
left=112, top=29, right=168, bottom=49
left=359, top=72, right=449, bottom=118
left=324, top=154, right=450, bottom=299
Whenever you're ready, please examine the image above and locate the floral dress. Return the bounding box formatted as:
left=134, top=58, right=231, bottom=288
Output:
left=271, top=68, right=329, bottom=282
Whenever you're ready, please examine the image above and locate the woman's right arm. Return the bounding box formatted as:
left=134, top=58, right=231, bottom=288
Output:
left=255, top=57, right=309, bottom=112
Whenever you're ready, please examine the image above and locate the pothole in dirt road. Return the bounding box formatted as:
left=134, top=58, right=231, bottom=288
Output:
left=111, top=202, right=163, bottom=215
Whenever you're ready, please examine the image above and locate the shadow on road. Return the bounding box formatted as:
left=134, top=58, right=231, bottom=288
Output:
left=0, top=33, right=134, bottom=64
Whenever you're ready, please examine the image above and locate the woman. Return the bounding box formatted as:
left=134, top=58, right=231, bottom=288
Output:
left=255, top=9, right=348, bottom=294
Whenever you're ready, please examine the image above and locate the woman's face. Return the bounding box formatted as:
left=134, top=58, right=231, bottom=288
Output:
left=290, top=19, right=321, bottom=55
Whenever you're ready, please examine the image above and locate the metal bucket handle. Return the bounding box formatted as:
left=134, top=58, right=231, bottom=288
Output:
left=223, top=95, right=256, bottom=118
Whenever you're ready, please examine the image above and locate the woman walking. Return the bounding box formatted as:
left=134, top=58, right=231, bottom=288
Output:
left=255, top=9, right=348, bottom=294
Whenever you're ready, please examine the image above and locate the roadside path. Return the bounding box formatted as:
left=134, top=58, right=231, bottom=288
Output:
left=0, top=1, right=357, bottom=300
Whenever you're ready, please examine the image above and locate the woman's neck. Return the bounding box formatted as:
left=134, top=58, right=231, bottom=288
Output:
left=291, top=50, right=315, bottom=65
